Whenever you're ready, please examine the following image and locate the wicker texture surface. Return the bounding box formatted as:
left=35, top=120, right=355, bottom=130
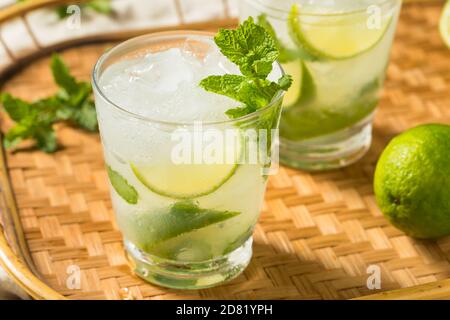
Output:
left=1, top=2, right=450, bottom=300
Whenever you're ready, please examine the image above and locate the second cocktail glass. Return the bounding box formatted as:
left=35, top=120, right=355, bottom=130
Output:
left=240, top=0, right=402, bottom=170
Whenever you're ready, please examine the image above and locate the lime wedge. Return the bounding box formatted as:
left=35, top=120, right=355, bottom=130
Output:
left=282, top=60, right=316, bottom=109
left=440, top=1, right=450, bottom=48
left=282, top=60, right=303, bottom=108
left=131, top=136, right=241, bottom=199
left=288, top=5, right=392, bottom=60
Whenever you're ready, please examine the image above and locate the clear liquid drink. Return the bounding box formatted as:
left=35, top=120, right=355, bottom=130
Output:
left=240, top=0, right=402, bottom=170
left=92, top=32, right=284, bottom=289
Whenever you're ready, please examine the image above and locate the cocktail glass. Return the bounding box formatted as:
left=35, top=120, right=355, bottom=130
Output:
left=92, top=31, right=285, bottom=289
left=240, top=0, right=402, bottom=170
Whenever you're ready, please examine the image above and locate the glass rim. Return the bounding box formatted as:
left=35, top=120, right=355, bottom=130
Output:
left=243, top=0, right=398, bottom=17
left=92, top=30, right=285, bottom=127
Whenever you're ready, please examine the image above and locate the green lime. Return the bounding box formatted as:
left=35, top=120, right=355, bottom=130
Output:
left=374, top=124, right=450, bottom=239
left=288, top=4, right=392, bottom=60
left=440, top=0, right=450, bottom=48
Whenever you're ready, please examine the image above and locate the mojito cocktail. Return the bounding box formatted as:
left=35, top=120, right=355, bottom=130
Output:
left=240, top=0, right=402, bottom=170
left=92, top=27, right=286, bottom=289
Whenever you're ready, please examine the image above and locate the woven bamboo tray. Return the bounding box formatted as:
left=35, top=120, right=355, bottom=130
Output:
left=0, top=0, right=450, bottom=300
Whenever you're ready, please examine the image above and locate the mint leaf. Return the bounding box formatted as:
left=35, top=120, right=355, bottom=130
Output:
left=85, top=0, right=113, bottom=14
left=32, top=0, right=113, bottom=19
left=1, top=94, right=30, bottom=122
left=225, top=105, right=256, bottom=119
left=214, top=17, right=278, bottom=79
left=200, top=75, right=277, bottom=111
left=257, top=14, right=301, bottom=63
left=200, top=18, right=292, bottom=119
left=51, top=54, right=79, bottom=95
left=1, top=54, right=98, bottom=152
left=131, top=201, right=240, bottom=250
left=107, top=166, right=138, bottom=204
left=278, top=74, right=293, bottom=91
left=1, top=94, right=59, bottom=153
left=34, top=126, right=57, bottom=153
left=72, top=100, right=98, bottom=132
left=3, top=124, right=28, bottom=149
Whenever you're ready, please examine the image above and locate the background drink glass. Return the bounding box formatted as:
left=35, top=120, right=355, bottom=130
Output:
left=92, top=32, right=285, bottom=289
left=240, top=0, right=402, bottom=170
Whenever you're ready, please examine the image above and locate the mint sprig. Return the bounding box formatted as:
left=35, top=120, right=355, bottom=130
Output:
left=256, top=14, right=303, bottom=63
left=1, top=54, right=98, bottom=153
left=199, top=17, right=292, bottom=119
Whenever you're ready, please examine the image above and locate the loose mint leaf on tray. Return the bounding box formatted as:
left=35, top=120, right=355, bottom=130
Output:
left=106, top=165, right=138, bottom=205
left=1, top=94, right=30, bottom=122
left=72, top=100, right=98, bottom=132
left=131, top=201, right=240, bottom=250
left=1, top=93, right=59, bottom=152
left=1, top=54, right=98, bottom=152
left=51, top=53, right=79, bottom=95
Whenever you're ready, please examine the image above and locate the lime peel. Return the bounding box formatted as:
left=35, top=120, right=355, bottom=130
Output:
left=131, top=162, right=239, bottom=200
left=288, top=4, right=393, bottom=60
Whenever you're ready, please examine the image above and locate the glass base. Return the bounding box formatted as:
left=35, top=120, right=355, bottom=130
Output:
left=280, top=113, right=374, bottom=171
left=125, top=238, right=253, bottom=290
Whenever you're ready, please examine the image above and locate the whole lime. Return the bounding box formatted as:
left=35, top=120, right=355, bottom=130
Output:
left=374, top=124, right=450, bottom=239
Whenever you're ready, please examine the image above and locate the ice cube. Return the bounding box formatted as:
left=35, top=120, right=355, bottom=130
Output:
left=100, top=46, right=240, bottom=123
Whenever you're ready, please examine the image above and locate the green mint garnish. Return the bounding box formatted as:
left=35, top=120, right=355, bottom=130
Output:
left=106, top=165, right=138, bottom=204
left=131, top=201, right=240, bottom=250
left=1, top=54, right=98, bottom=153
left=257, top=14, right=302, bottom=63
left=199, top=17, right=292, bottom=119
left=257, top=12, right=318, bottom=63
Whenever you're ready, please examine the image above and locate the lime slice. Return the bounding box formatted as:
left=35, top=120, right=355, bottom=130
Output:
left=282, top=60, right=302, bottom=108
left=131, top=136, right=241, bottom=199
left=281, top=60, right=316, bottom=109
left=132, top=162, right=238, bottom=199
left=440, top=0, right=450, bottom=48
left=288, top=5, right=392, bottom=60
